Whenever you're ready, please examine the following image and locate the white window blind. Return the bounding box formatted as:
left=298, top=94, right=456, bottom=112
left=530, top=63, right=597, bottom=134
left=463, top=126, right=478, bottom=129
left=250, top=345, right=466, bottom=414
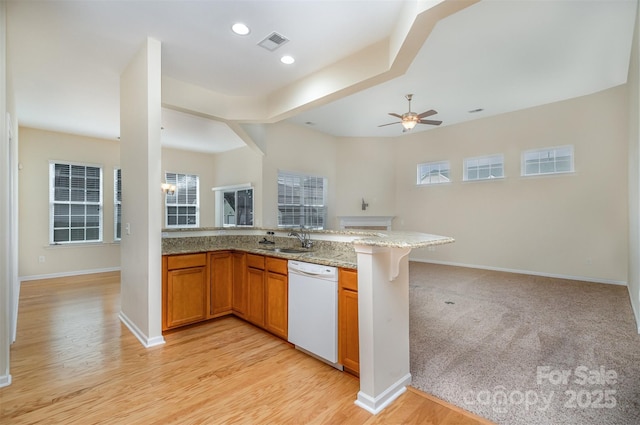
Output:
left=417, top=161, right=451, bottom=185
left=277, top=171, right=327, bottom=229
left=49, top=161, right=103, bottom=244
left=522, top=146, right=574, bottom=176
left=464, top=154, right=504, bottom=181
left=114, top=168, right=122, bottom=240
left=165, top=172, right=199, bottom=227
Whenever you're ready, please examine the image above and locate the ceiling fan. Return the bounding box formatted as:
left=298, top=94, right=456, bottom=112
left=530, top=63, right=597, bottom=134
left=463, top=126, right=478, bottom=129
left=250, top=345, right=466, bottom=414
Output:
left=378, top=94, right=442, bottom=132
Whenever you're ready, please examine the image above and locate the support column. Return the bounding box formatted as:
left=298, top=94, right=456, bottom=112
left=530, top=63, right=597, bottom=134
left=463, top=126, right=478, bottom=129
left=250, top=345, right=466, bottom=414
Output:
left=0, top=0, right=12, bottom=388
left=118, top=38, right=164, bottom=347
left=353, top=244, right=412, bottom=414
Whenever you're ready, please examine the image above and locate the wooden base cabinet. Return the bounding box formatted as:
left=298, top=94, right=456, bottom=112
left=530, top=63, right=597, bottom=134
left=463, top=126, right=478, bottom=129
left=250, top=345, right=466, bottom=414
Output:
left=265, top=257, right=288, bottom=340
left=162, top=251, right=286, bottom=344
left=231, top=252, right=247, bottom=318
left=247, top=266, right=266, bottom=327
left=163, top=253, right=208, bottom=331
left=209, top=251, right=233, bottom=317
left=339, top=268, right=359, bottom=375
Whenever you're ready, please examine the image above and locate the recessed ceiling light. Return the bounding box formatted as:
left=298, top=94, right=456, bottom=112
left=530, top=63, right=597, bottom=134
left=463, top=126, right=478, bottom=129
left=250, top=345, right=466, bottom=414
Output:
left=232, top=23, right=250, bottom=36
left=280, top=55, right=295, bottom=65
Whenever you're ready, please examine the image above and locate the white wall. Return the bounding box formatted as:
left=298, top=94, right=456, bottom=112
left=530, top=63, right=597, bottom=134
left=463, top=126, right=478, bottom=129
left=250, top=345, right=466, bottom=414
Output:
left=393, top=86, right=629, bottom=284
left=261, top=122, right=339, bottom=229
left=628, top=5, right=640, bottom=330
left=335, top=137, right=396, bottom=218
left=18, top=127, right=121, bottom=279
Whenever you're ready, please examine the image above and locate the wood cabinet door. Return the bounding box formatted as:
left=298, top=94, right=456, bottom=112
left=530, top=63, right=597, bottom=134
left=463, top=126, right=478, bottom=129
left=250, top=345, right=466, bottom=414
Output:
left=166, top=266, right=208, bottom=329
left=209, top=252, right=233, bottom=317
left=265, top=272, right=288, bottom=340
left=339, top=287, right=359, bottom=375
left=247, top=267, right=265, bottom=327
left=231, top=252, right=247, bottom=317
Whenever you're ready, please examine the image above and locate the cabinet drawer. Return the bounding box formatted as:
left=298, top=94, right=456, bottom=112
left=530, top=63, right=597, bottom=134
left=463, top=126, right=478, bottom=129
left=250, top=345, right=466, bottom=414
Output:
left=266, top=257, right=288, bottom=275
left=167, top=253, right=207, bottom=270
left=247, top=253, right=265, bottom=270
left=339, top=268, right=358, bottom=291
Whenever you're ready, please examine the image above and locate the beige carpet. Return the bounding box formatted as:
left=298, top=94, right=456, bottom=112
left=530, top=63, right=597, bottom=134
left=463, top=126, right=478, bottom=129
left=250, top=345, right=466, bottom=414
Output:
left=408, top=262, right=640, bottom=425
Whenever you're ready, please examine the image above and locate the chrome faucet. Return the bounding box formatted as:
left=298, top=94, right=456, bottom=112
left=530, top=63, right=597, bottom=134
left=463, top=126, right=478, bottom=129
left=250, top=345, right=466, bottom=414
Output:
left=289, top=227, right=313, bottom=249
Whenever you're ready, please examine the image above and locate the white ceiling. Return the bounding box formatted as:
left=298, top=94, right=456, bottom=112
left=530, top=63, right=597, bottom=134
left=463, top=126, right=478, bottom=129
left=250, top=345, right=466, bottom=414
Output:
left=6, top=0, right=638, bottom=152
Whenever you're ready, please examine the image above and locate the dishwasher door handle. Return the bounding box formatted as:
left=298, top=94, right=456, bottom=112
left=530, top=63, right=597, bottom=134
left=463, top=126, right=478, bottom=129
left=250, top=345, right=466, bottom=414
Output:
left=289, top=269, right=329, bottom=278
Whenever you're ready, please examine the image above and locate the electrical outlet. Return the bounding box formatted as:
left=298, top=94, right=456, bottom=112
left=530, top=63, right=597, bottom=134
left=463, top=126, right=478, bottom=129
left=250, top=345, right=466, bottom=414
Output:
left=428, top=246, right=436, bottom=252
left=38, top=255, right=45, bottom=263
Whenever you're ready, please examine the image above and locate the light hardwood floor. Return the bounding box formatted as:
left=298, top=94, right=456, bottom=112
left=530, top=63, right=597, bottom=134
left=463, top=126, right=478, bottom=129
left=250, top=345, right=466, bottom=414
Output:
left=1, top=272, right=493, bottom=425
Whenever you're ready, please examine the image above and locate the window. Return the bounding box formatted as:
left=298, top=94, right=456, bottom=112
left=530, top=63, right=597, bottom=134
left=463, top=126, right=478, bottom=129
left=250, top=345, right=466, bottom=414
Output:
left=114, top=168, right=122, bottom=241
left=278, top=171, right=327, bottom=229
left=417, top=161, right=450, bottom=185
left=222, top=187, right=254, bottom=227
left=49, top=161, right=103, bottom=244
left=464, top=154, right=504, bottom=181
left=165, top=172, right=199, bottom=227
left=522, top=146, right=574, bottom=176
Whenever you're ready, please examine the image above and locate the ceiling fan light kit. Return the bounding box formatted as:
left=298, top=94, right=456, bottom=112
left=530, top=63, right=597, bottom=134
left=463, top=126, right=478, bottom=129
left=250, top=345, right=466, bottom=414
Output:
left=378, top=94, right=442, bottom=132
left=402, top=114, right=419, bottom=130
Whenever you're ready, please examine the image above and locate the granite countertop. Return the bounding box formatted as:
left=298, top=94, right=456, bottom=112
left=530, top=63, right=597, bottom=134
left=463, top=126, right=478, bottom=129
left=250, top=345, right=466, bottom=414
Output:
left=162, top=229, right=455, bottom=270
left=163, top=238, right=360, bottom=269
left=351, top=231, right=455, bottom=249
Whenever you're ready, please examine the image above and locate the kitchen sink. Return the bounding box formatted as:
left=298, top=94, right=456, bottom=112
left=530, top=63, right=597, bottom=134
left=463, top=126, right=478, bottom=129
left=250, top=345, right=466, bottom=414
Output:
left=258, top=247, right=311, bottom=254
left=279, top=248, right=311, bottom=254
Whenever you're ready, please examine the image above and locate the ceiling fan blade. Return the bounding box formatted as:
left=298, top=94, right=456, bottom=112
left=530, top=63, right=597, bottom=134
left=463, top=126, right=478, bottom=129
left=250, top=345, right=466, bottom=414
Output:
left=378, top=121, right=401, bottom=127
left=417, top=109, right=437, bottom=119
left=388, top=112, right=403, bottom=119
left=418, top=119, right=442, bottom=126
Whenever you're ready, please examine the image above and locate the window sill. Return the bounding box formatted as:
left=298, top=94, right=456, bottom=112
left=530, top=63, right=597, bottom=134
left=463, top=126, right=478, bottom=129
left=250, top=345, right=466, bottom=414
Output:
left=462, top=176, right=506, bottom=183
left=520, top=170, right=576, bottom=178
left=45, top=241, right=119, bottom=249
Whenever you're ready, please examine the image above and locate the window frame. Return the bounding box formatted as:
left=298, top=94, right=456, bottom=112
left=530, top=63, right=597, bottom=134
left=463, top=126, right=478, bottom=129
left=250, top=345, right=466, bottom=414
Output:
left=521, top=145, right=574, bottom=177
left=114, top=168, right=122, bottom=241
left=277, top=170, right=327, bottom=230
left=417, top=160, right=451, bottom=185
left=212, top=184, right=255, bottom=227
left=463, top=154, right=505, bottom=182
left=164, top=172, right=200, bottom=228
left=49, top=160, right=103, bottom=245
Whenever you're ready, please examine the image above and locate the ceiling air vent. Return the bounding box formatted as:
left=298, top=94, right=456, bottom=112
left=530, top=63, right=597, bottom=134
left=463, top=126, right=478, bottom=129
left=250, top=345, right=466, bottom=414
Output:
left=258, top=32, right=289, bottom=51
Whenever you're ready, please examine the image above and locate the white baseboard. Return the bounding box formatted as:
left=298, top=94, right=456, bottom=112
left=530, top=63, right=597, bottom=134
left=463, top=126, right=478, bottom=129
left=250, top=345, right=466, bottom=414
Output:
left=19, top=267, right=121, bottom=283
left=411, top=258, right=627, bottom=286
left=118, top=311, right=165, bottom=348
left=355, top=373, right=411, bottom=415
left=0, top=373, right=12, bottom=388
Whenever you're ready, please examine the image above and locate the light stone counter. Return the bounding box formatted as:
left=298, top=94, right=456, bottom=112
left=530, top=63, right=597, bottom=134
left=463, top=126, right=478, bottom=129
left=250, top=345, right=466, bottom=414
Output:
left=162, top=234, right=360, bottom=269
left=161, top=228, right=454, bottom=270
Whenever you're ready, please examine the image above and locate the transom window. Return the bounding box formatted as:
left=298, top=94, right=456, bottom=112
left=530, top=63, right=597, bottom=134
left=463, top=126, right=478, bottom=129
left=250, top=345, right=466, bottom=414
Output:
left=49, top=161, right=103, bottom=244
left=165, top=172, right=199, bottom=227
left=417, top=161, right=451, bottom=185
left=464, top=154, right=504, bottom=181
left=278, top=171, right=327, bottom=229
left=522, top=146, right=574, bottom=176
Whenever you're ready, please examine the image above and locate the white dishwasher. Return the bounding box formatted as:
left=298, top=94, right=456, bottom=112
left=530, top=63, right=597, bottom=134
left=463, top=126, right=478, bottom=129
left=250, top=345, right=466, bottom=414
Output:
left=288, top=260, right=340, bottom=367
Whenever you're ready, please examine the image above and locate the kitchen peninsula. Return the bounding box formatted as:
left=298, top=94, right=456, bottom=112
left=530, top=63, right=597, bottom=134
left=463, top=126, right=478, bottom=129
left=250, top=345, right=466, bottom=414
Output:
left=162, top=227, right=454, bottom=414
